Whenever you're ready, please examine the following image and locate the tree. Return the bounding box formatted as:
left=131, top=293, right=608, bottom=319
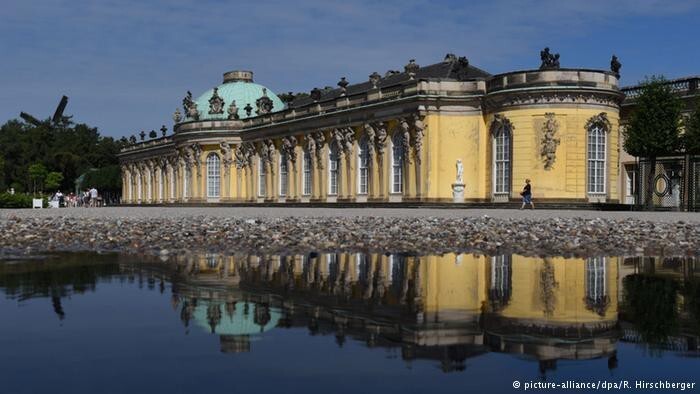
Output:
left=622, top=76, right=683, bottom=209
left=683, top=99, right=700, bottom=155
left=28, top=163, right=48, bottom=194
left=45, top=172, right=64, bottom=191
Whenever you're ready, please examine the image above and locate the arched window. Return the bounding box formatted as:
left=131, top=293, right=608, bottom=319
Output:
left=302, top=150, right=312, bottom=196
left=492, top=118, right=512, bottom=195
left=489, top=255, right=512, bottom=311
left=358, top=137, right=369, bottom=195
left=585, top=257, right=609, bottom=315
left=391, top=133, right=404, bottom=193
left=258, top=158, right=266, bottom=197
left=587, top=124, right=606, bottom=194
left=206, top=153, right=220, bottom=198
left=279, top=152, right=288, bottom=197
left=328, top=144, right=340, bottom=195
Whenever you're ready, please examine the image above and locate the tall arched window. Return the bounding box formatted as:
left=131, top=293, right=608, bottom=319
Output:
left=491, top=116, right=512, bottom=196
left=585, top=257, right=609, bottom=315
left=302, top=150, right=312, bottom=196
left=358, top=137, right=369, bottom=195
left=206, top=153, right=220, bottom=198
left=587, top=124, right=606, bottom=194
left=258, top=158, right=266, bottom=197
left=279, top=152, right=288, bottom=197
left=328, top=144, right=340, bottom=195
left=489, top=255, right=512, bottom=311
left=391, top=133, right=404, bottom=193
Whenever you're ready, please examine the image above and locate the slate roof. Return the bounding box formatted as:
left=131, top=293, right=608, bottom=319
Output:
left=289, top=55, right=491, bottom=108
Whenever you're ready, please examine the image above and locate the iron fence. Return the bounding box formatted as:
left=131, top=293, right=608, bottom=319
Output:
left=636, top=155, right=699, bottom=211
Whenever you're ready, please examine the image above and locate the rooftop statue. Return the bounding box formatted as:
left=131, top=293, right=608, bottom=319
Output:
left=610, top=55, right=622, bottom=78
left=208, top=87, right=225, bottom=115
left=539, top=47, right=560, bottom=70
left=255, top=88, right=274, bottom=115
left=227, top=100, right=239, bottom=120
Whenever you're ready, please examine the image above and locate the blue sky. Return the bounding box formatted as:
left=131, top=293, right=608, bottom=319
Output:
left=1, top=0, right=698, bottom=138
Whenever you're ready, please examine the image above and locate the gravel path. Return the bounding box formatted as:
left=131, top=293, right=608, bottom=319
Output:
left=1, top=207, right=699, bottom=258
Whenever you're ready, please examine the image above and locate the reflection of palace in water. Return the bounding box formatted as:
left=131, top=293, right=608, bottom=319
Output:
left=165, top=253, right=620, bottom=372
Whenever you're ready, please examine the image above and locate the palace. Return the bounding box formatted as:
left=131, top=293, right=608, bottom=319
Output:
left=118, top=50, right=624, bottom=205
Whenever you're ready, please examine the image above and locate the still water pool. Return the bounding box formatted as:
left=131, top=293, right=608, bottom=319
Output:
left=1, top=252, right=698, bottom=393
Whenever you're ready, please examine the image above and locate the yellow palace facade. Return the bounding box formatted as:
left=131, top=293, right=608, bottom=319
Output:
left=119, top=51, right=623, bottom=205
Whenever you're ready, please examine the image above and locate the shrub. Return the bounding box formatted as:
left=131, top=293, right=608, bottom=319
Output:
left=0, top=192, right=34, bottom=208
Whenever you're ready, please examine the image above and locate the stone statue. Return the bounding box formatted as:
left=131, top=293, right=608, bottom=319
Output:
left=282, top=136, right=298, bottom=163
left=139, top=130, right=146, bottom=141
left=208, top=87, right=225, bottom=114
left=235, top=142, right=254, bottom=169
left=456, top=159, right=464, bottom=183
left=244, top=103, right=253, bottom=117
left=363, top=123, right=376, bottom=159
left=404, top=59, right=420, bottom=80
left=399, top=118, right=411, bottom=164
left=182, top=91, right=194, bottom=116
left=610, top=55, right=621, bottom=78
left=374, top=122, right=388, bottom=163
left=541, top=113, right=560, bottom=170
left=186, top=101, right=199, bottom=121
left=305, top=134, right=316, bottom=164
left=369, top=72, right=381, bottom=89
left=342, top=127, right=354, bottom=154
left=220, top=141, right=233, bottom=167
left=312, top=131, right=326, bottom=169
left=539, top=47, right=560, bottom=70
left=227, top=100, right=239, bottom=120
left=310, top=88, right=322, bottom=102
left=173, top=108, right=182, bottom=123
left=337, top=77, right=349, bottom=95
left=160, top=125, right=167, bottom=137
left=412, top=114, right=425, bottom=165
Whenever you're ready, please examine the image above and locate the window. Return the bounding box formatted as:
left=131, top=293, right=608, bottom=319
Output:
left=258, top=158, right=266, bottom=197
left=490, top=255, right=512, bottom=309
left=493, top=125, right=511, bottom=194
left=183, top=168, right=189, bottom=198
left=585, top=257, right=608, bottom=314
left=329, top=144, right=339, bottom=195
left=303, top=150, right=312, bottom=196
left=159, top=168, right=165, bottom=201
left=279, top=152, right=288, bottom=197
left=206, top=154, right=221, bottom=198
left=391, top=133, right=404, bottom=193
left=358, top=137, right=369, bottom=194
left=587, top=125, right=606, bottom=194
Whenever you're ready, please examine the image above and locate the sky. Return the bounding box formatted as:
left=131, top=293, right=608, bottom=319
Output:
left=0, top=0, right=698, bottom=138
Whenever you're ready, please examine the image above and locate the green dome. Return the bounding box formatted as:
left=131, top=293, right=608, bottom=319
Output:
left=193, top=301, right=281, bottom=336
left=194, top=71, right=285, bottom=120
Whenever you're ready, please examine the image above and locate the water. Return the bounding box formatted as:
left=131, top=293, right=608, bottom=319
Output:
left=0, top=252, right=698, bottom=393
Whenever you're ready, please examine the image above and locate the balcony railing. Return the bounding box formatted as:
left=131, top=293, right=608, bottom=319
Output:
left=622, top=76, right=699, bottom=99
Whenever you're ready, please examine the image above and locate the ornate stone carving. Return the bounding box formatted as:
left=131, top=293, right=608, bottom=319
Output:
left=186, top=101, right=199, bottom=121
left=182, top=91, right=194, bottom=117
left=208, top=87, right=225, bottom=115
left=488, top=91, right=622, bottom=110
left=304, top=134, right=316, bottom=165
left=455, top=159, right=464, bottom=184
left=404, top=59, right=420, bottom=80
left=281, top=136, right=298, bottom=163
left=540, top=113, right=560, bottom=170
left=255, top=88, right=274, bottom=115
left=363, top=123, right=376, bottom=160
left=190, top=143, right=202, bottom=177
left=312, top=131, right=326, bottom=169
left=399, top=118, right=411, bottom=164
left=412, top=114, right=425, bottom=165
left=173, top=108, right=182, bottom=123
left=374, top=122, right=388, bottom=164
left=369, top=72, right=381, bottom=89
left=585, top=112, right=612, bottom=133
left=539, top=47, right=560, bottom=70
left=220, top=141, right=233, bottom=174
left=490, top=114, right=514, bottom=136
left=337, top=77, right=349, bottom=95
left=257, top=139, right=275, bottom=174
left=139, top=130, right=146, bottom=141
left=160, top=125, right=167, bottom=137
left=227, top=100, right=239, bottom=120
left=244, top=103, right=253, bottom=117
left=182, top=146, right=195, bottom=170
left=234, top=142, right=255, bottom=169
left=610, top=55, right=621, bottom=78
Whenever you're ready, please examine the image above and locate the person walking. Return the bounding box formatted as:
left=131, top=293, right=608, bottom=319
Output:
left=520, top=179, right=534, bottom=209
left=89, top=187, right=98, bottom=207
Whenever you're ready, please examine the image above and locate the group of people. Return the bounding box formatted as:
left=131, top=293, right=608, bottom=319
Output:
left=50, top=187, right=100, bottom=208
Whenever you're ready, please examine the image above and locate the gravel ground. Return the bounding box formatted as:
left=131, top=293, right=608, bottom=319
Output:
left=1, top=207, right=699, bottom=258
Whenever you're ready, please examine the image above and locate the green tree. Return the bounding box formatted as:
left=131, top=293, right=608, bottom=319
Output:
left=623, top=76, right=683, bottom=209
left=45, top=172, right=64, bottom=191
left=683, top=100, right=700, bottom=155
left=28, top=163, right=48, bottom=194
left=0, top=154, right=5, bottom=190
